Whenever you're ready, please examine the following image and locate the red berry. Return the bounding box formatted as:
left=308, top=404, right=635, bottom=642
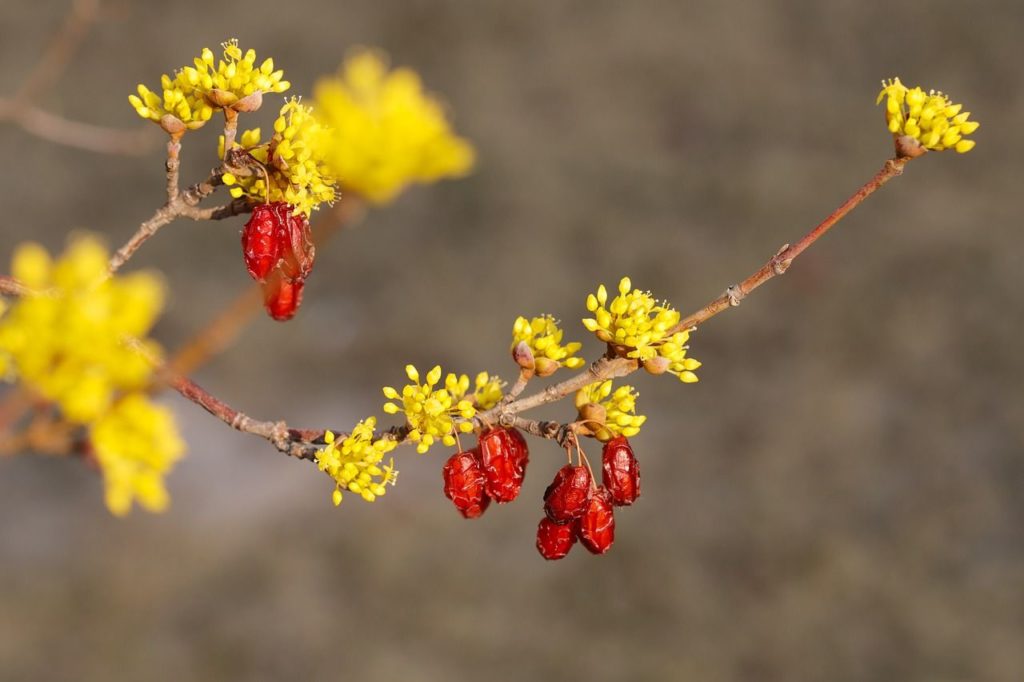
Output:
left=543, top=464, right=592, bottom=523
left=241, top=202, right=315, bottom=282
left=479, top=428, right=529, bottom=503
left=577, top=486, right=615, bottom=554
left=262, top=275, right=304, bottom=321
left=536, top=516, right=577, bottom=560
left=442, top=448, right=490, bottom=519
left=601, top=436, right=641, bottom=506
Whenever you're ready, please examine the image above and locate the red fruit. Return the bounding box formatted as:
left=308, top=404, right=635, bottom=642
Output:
left=601, top=436, right=641, bottom=506
left=262, top=275, right=305, bottom=321
left=536, top=516, right=577, bottom=560
left=479, top=428, right=529, bottom=503
left=577, top=486, right=615, bottom=554
left=442, top=448, right=490, bottom=519
left=543, top=464, right=592, bottom=523
left=241, top=202, right=315, bottom=282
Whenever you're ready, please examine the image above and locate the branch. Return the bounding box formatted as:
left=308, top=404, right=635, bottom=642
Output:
left=159, top=155, right=915, bottom=470
left=108, top=147, right=231, bottom=274
left=672, top=157, right=908, bottom=332
left=0, top=98, right=158, bottom=156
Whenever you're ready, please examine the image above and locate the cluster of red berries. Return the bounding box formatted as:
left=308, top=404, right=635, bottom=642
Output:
left=241, top=202, right=315, bottom=321
left=442, top=427, right=529, bottom=518
left=441, top=429, right=641, bottom=560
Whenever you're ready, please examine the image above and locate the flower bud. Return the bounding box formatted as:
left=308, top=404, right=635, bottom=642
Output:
left=512, top=340, right=535, bottom=371
left=534, top=357, right=559, bottom=377
left=233, top=90, right=264, bottom=113
left=159, top=114, right=186, bottom=137
left=205, top=88, right=238, bottom=108
left=642, top=356, right=670, bottom=376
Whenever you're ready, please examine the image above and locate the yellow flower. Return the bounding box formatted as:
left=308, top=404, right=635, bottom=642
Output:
left=314, top=49, right=475, bottom=204
left=0, top=236, right=165, bottom=422
left=575, top=380, right=646, bottom=441
left=877, top=77, right=979, bottom=154
left=512, top=315, right=585, bottom=376
left=129, top=39, right=289, bottom=132
left=443, top=371, right=504, bottom=410
left=582, top=276, right=700, bottom=383
left=471, top=372, right=504, bottom=410
left=90, top=393, right=185, bottom=516
left=382, top=364, right=476, bottom=454
left=316, top=417, right=399, bottom=505
left=222, top=98, right=337, bottom=216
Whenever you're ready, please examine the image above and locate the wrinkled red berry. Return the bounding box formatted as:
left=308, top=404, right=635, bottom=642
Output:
left=536, top=516, right=577, bottom=560
left=262, top=275, right=304, bottom=321
left=543, top=464, right=593, bottom=523
left=442, top=448, right=490, bottom=519
left=242, top=202, right=315, bottom=282
left=577, top=486, right=615, bottom=554
left=479, top=428, right=529, bottom=503
left=602, top=436, right=641, bottom=506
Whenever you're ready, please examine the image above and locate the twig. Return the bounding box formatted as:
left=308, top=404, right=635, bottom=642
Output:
left=671, top=157, right=908, bottom=332
left=108, top=151, right=232, bottom=274
left=0, top=98, right=157, bottom=156
left=0, top=275, right=33, bottom=297
left=160, top=156, right=915, bottom=470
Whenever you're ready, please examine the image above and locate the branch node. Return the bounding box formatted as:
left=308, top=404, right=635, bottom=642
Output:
left=725, top=284, right=745, bottom=307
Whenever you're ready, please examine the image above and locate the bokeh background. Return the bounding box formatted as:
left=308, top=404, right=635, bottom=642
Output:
left=1, top=1, right=1022, bottom=680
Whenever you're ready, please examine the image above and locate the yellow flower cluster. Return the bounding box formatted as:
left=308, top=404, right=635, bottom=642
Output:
left=443, top=371, right=504, bottom=410
left=313, top=49, right=476, bottom=204
left=382, top=364, right=476, bottom=453
left=0, top=237, right=164, bottom=422
left=315, top=417, right=399, bottom=505
left=575, top=380, right=646, bottom=441
left=0, top=236, right=185, bottom=516
left=130, top=39, right=289, bottom=133
left=877, top=77, right=978, bottom=154
left=90, top=394, right=185, bottom=516
left=512, top=315, right=585, bottom=377
left=583, top=277, right=700, bottom=383
left=222, top=99, right=337, bottom=216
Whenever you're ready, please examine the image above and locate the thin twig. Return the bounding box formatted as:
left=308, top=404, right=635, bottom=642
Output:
left=108, top=159, right=229, bottom=274
left=0, top=275, right=33, bottom=297
left=162, top=156, right=914, bottom=465
left=671, top=157, right=908, bottom=332
left=0, top=98, right=157, bottom=156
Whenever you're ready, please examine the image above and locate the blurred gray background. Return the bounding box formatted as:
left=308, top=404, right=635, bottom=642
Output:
left=1, top=1, right=1022, bottom=680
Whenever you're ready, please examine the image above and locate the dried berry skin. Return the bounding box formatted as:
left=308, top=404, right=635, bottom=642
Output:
left=536, top=516, right=577, bottom=560
left=442, top=448, right=490, bottom=519
left=242, top=202, right=314, bottom=282
left=479, top=428, right=529, bottom=503
left=601, top=436, right=641, bottom=506
left=543, top=464, right=593, bottom=523
left=578, top=486, right=615, bottom=554
left=262, top=275, right=304, bottom=321
left=241, top=203, right=281, bottom=281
